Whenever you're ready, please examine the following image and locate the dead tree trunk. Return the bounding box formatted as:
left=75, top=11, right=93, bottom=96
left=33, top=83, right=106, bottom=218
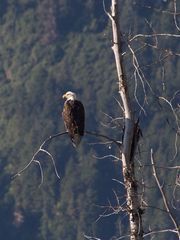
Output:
left=110, top=1, right=143, bottom=239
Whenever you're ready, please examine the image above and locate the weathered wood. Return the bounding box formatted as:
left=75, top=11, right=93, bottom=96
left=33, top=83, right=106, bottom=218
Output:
left=110, top=1, right=143, bottom=239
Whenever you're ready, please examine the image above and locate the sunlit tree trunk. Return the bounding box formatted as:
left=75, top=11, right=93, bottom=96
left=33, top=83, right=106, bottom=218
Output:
left=110, top=1, right=143, bottom=239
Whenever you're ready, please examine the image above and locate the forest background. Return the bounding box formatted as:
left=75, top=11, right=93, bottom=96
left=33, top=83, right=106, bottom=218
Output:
left=0, top=0, right=179, bottom=240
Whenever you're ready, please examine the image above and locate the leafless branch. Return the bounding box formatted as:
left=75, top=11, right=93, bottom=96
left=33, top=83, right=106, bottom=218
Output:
left=128, top=43, right=147, bottom=115
left=102, top=0, right=113, bottom=21
left=101, top=111, right=124, bottom=128
left=115, top=234, right=130, bottom=240
left=145, top=205, right=170, bottom=213
left=88, top=140, right=114, bottom=146
left=95, top=198, right=127, bottom=222
left=136, top=164, right=180, bottom=170
left=130, top=33, right=180, bottom=42
left=33, top=160, right=44, bottom=187
left=12, top=129, right=122, bottom=185
left=143, top=228, right=179, bottom=238
left=85, top=130, right=122, bottom=148
left=150, top=149, right=180, bottom=238
left=144, top=19, right=158, bottom=48
left=112, top=178, right=125, bottom=187
left=173, top=0, right=180, bottom=32
left=92, top=154, right=121, bottom=162
left=84, top=234, right=102, bottom=240
left=113, top=96, right=125, bottom=113
left=133, top=1, right=180, bottom=16
left=12, top=132, right=68, bottom=184
left=159, top=96, right=180, bottom=160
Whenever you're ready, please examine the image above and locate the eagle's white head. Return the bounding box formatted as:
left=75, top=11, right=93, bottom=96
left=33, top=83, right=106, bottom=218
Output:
left=62, top=91, right=77, bottom=101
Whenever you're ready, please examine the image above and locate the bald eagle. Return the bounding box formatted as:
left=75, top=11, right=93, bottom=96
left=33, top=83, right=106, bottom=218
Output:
left=62, top=91, right=85, bottom=147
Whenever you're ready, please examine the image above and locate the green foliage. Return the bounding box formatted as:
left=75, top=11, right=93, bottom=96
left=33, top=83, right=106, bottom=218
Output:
left=0, top=0, right=179, bottom=240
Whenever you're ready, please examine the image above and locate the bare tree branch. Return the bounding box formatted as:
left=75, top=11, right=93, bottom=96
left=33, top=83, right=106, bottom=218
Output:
left=130, top=33, right=180, bottom=42
left=136, top=164, right=180, bottom=170
left=143, top=228, right=179, bottom=238
left=12, top=132, right=68, bottom=184
left=85, top=130, right=122, bottom=147
left=84, top=234, right=101, bottom=240
left=92, top=154, right=121, bottom=162
left=159, top=96, right=180, bottom=160
left=12, top=130, right=122, bottom=185
left=173, top=0, right=180, bottom=32
left=150, top=149, right=180, bottom=238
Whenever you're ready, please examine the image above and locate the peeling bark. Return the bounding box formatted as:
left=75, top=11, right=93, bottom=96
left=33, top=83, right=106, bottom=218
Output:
left=110, top=1, right=143, bottom=239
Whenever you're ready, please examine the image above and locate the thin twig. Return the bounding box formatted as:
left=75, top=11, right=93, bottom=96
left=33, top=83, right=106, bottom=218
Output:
left=88, top=141, right=114, bottom=146
left=143, top=228, right=179, bottom=238
left=128, top=43, right=147, bottom=115
left=12, top=132, right=68, bottom=182
left=159, top=96, right=180, bottom=160
left=173, top=0, right=180, bottom=32
left=102, top=0, right=114, bottom=21
left=115, top=234, right=130, bottom=240
left=112, top=178, right=125, bottom=187
left=150, top=149, right=180, bottom=238
left=34, top=160, right=44, bottom=187
left=130, top=33, right=180, bottom=42
left=136, top=164, right=180, bottom=169
left=92, top=154, right=121, bottom=161
left=84, top=234, right=101, bottom=240
left=13, top=130, right=122, bottom=185
left=85, top=130, right=122, bottom=148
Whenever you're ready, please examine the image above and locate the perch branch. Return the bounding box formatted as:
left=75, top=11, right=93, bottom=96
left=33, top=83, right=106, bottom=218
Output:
left=85, top=130, right=121, bottom=148
left=12, top=132, right=68, bottom=185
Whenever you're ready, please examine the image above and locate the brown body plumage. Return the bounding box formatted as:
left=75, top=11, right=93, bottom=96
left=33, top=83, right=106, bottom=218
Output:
left=62, top=91, right=85, bottom=147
